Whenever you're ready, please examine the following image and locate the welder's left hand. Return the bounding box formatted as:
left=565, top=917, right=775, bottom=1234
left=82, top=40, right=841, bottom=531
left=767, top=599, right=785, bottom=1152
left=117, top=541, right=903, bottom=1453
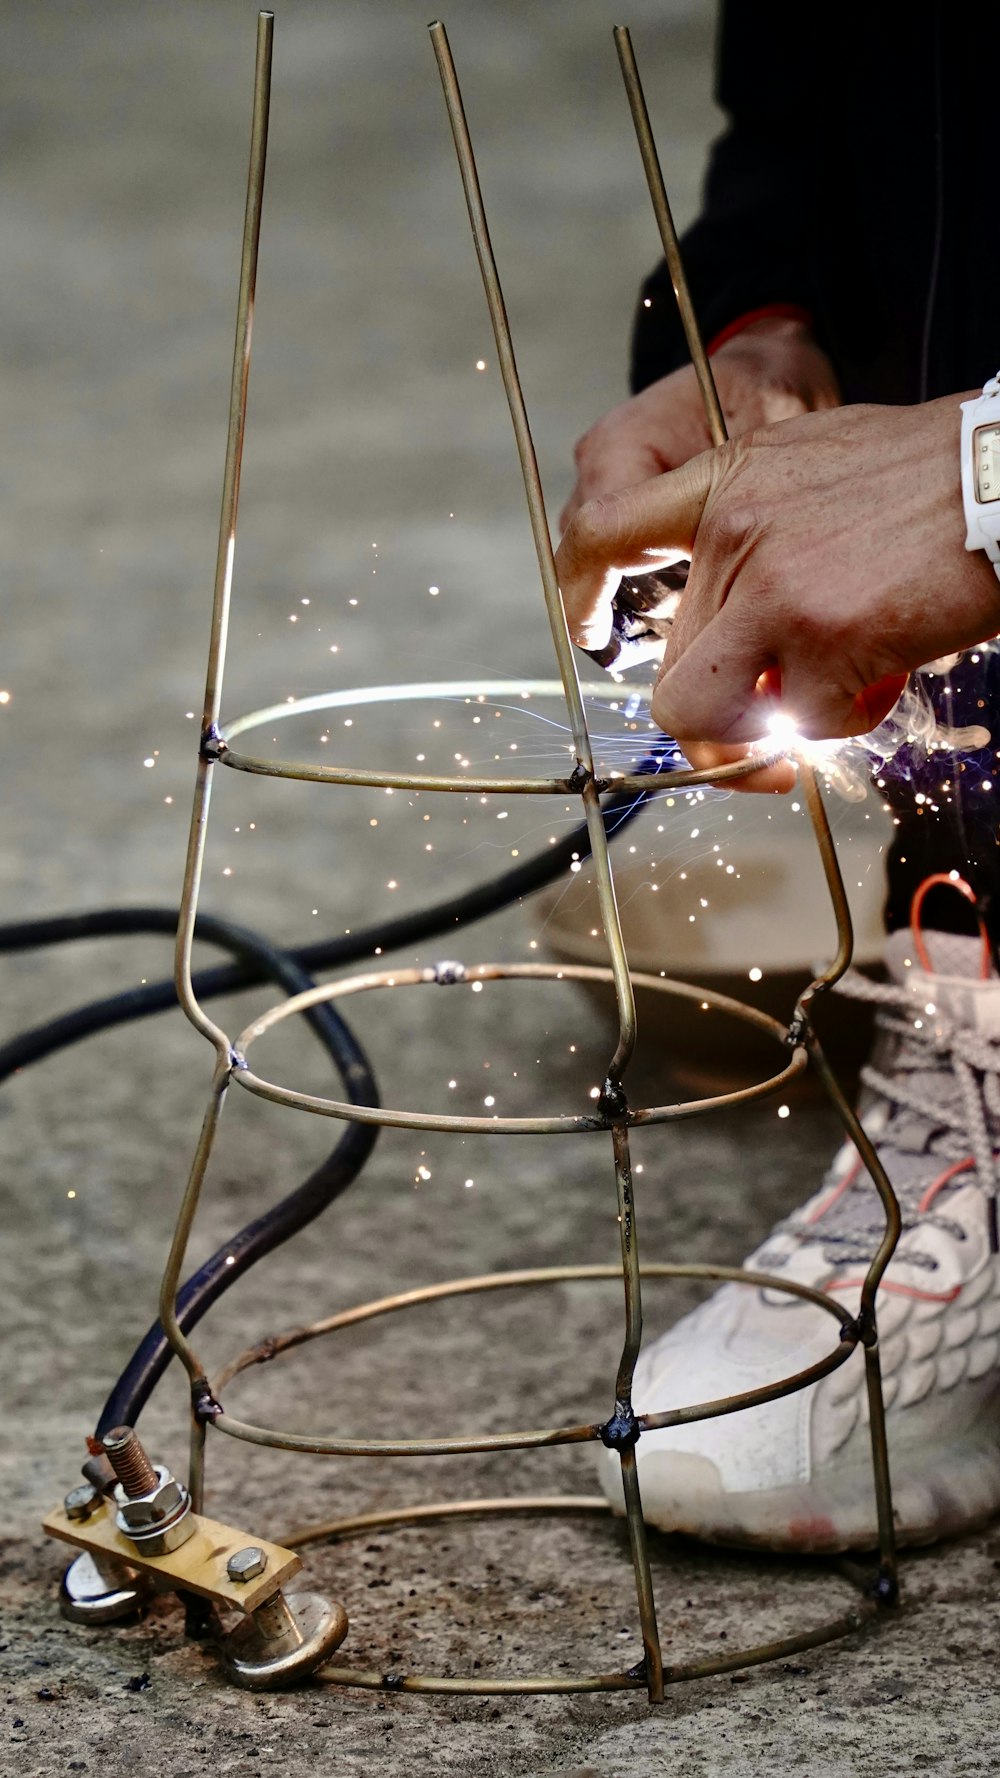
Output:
left=555, top=395, right=1000, bottom=793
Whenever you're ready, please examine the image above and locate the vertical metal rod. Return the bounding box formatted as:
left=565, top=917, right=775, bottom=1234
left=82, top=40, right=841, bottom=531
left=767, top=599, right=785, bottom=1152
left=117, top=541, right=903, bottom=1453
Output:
left=189, top=1410, right=208, bottom=1517
left=619, top=1448, right=665, bottom=1701
left=613, top=24, right=726, bottom=448
left=615, top=18, right=901, bottom=1616
left=431, top=17, right=654, bottom=1683
left=611, top=1122, right=663, bottom=1700
left=862, top=1344, right=899, bottom=1599
left=428, top=20, right=637, bottom=1081
left=797, top=762, right=855, bottom=1000
left=806, top=1041, right=899, bottom=1588
left=158, top=1067, right=231, bottom=1387
left=175, top=9, right=273, bottom=1054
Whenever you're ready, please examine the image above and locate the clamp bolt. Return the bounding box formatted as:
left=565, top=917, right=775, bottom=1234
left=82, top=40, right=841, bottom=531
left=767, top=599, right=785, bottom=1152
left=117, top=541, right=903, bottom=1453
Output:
left=101, top=1424, right=194, bottom=1558
left=63, top=1482, right=101, bottom=1522
left=228, top=1546, right=268, bottom=1583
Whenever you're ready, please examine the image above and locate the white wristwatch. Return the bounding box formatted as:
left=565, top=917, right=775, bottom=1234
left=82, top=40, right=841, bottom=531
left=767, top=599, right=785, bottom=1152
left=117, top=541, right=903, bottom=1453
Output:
left=961, top=372, right=1000, bottom=581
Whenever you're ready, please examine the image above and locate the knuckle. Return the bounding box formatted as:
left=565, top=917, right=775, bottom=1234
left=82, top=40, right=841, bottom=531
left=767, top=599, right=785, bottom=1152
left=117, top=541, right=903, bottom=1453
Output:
left=569, top=492, right=619, bottom=557
left=709, top=499, right=764, bottom=553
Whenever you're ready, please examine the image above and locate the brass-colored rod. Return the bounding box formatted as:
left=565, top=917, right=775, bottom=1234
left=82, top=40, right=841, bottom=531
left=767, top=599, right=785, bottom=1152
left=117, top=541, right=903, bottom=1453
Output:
left=320, top=1665, right=647, bottom=1695
left=157, top=1064, right=231, bottom=1386
left=174, top=9, right=272, bottom=1056
left=210, top=1324, right=854, bottom=1462
left=612, top=1124, right=642, bottom=1405
left=806, top=1038, right=902, bottom=1316
left=213, top=1258, right=850, bottom=1394
left=797, top=761, right=856, bottom=1005
left=316, top=1595, right=876, bottom=1694
left=188, top=1412, right=207, bottom=1516
left=613, top=24, right=726, bottom=448
left=428, top=19, right=637, bottom=1087
left=862, top=1344, right=900, bottom=1596
left=283, top=1495, right=611, bottom=1549
left=618, top=1446, right=664, bottom=1702
left=219, top=742, right=788, bottom=797
left=232, top=1041, right=807, bottom=1137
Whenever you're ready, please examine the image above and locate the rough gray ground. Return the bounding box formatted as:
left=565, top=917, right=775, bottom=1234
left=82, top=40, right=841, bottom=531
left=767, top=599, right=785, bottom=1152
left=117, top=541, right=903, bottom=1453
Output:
left=3, top=3, right=998, bottom=1775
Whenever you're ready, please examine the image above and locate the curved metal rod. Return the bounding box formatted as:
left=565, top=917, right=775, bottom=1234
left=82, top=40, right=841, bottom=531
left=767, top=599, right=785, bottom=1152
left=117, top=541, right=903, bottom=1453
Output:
left=282, top=1494, right=611, bottom=1549
left=315, top=1598, right=877, bottom=1695
left=208, top=1263, right=855, bottom=1460
left=230, top=1041, right=808, bottom=1138
left=213, top=1329, right=854, bottom=1460
left=213, top=1259, right=852, bottom=1394
left=174, top=8, right=273, bottom=1061
left=796, top=760, right=856, bottom=1009
left=218, top=743, right=788, bottom=797
left=225, top=959, right=807, bottom=1135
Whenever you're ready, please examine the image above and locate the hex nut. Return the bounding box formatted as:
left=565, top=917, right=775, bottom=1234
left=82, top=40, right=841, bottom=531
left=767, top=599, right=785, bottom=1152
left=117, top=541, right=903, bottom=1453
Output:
left=227, top=1546, right=268, bottom=1583
left=114, top=1466, right=185, bottom=1529
left=114, top=1464, right=194, bottom=1556
left=63, top=1481, right=101, bottom=1522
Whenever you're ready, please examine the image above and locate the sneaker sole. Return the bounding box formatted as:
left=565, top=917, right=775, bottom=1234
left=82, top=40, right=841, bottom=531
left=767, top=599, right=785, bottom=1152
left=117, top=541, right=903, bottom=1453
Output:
left=597, top=1422, right=1000, bottom=1553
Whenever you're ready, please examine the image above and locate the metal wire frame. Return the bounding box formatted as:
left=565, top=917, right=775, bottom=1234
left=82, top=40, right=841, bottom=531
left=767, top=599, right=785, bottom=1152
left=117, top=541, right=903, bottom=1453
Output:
left=156, top=12, right=904, bottom=1699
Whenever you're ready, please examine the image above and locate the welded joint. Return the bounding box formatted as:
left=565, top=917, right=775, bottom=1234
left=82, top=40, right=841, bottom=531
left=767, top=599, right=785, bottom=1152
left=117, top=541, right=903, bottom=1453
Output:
left=867, top=1565, right=899, bottom=1607
left=597, top=1076, right=629, bottom=1122
left=785, top=1010, right=809, bottom=1048
left=840, top=1308, right=877, bottom=1349
left=200, top=723, right=227, bottom=763
left=599, top=1402, right=640, bottom=1451
left=427, top=961, right=466, bottom=985
left=192, top=1379, right=224, bottom=1424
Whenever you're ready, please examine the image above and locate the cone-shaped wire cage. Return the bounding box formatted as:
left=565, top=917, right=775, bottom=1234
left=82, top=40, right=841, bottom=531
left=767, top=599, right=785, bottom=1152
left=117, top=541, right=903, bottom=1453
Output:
left=160, top=12, right=903, bottom=1699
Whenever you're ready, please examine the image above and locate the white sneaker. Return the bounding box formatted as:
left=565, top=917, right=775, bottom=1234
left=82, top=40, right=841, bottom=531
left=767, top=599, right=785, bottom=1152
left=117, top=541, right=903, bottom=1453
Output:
left=598, top=928, right=1000, bottom=1551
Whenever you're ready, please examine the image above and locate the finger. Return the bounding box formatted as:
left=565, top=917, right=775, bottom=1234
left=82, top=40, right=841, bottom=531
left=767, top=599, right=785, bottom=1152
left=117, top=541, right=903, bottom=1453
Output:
left=774, top=665, right=909, bottom=742
left=560, top=429, right=675, bottom=536
left=651, top=601, right=775, bottom=743
left=555, top=455, right=714, bottom=650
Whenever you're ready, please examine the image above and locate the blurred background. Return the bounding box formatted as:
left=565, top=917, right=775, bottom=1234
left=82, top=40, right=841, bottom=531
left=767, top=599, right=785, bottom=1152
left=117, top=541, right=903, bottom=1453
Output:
left=2, top=9, right=927, bottom=1774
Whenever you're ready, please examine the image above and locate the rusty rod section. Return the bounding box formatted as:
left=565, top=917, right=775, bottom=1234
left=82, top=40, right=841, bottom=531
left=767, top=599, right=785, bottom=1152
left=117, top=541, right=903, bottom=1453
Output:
left=210, top=1321, right=855, bottom=1460
left=174, top=9, right=272, bottom=1058
left=614, top=24, right=726, bottom=447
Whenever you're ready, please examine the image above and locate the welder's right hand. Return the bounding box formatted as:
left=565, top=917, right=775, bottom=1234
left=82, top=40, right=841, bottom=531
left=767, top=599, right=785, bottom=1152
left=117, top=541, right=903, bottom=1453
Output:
left=559, top=316, right=840, bottom=533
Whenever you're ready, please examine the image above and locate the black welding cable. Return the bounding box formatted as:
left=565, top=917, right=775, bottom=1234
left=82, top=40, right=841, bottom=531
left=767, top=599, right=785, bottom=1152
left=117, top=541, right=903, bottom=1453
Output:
left=2, top=785, right=650, bottom=1436
left=0, top=785, right=648, bottom=1082
left=94, top=917, right=379, bottom=1439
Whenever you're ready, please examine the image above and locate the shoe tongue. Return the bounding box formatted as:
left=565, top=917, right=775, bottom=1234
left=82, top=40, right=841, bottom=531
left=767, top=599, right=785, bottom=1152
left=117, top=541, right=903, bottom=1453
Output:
left=884, top=929, right=1000, bottom=1037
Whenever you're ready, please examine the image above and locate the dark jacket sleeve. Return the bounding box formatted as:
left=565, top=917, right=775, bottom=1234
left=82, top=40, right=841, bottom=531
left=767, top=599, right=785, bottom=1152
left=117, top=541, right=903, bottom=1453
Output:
left=630, top=6, right=817, bottom=394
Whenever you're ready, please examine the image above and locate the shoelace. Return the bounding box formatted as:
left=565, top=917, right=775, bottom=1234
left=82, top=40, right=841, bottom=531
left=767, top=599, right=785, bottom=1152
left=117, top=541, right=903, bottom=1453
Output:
left=769, top=970, right=1000, bottom=1272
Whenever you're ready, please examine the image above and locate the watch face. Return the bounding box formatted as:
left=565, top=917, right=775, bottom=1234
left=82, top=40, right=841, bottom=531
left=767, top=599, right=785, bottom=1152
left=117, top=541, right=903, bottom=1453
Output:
left=975, top=423, right=1000, bottom=503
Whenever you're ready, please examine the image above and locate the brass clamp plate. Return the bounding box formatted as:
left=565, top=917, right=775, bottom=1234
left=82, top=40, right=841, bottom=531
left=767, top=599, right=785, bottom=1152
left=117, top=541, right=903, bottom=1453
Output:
left=43, top=1499, right=301, bottom=1614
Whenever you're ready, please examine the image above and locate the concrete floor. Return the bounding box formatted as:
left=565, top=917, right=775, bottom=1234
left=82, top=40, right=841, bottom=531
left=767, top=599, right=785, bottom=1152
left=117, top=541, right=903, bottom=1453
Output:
left=3, top=3, right=998, bottom=1774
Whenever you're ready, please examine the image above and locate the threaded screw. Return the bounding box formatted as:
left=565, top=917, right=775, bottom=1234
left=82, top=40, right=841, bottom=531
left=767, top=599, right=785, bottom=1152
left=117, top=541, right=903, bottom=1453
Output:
left=101, top=1426, right=159, bottom=1498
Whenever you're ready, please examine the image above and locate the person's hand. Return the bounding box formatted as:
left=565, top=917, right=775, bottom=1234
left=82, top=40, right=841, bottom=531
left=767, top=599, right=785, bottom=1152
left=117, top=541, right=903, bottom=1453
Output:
left=559, top=316, right=840, bottom=533
left=555, top=394, right=1000, bottom=792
